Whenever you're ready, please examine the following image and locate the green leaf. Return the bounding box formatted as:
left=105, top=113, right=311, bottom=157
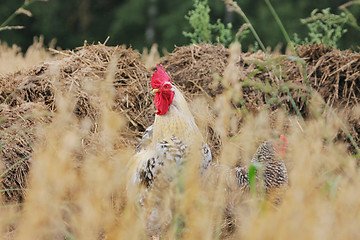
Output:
left=248, top=162, right=261, bottom=196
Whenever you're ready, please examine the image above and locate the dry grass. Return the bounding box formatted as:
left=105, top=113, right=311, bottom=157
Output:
left=0, top=41, right=360, bottom=240
left=0, top=36, right=56, bottom=76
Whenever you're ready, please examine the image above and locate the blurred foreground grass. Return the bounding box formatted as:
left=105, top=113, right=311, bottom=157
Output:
left=0, top=40, right=359, bottom=240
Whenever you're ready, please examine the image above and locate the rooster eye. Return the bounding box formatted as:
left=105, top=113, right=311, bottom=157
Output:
left=164, top=85, right=168, bottom=88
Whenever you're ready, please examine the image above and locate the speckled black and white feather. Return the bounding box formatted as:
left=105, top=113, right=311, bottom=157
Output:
left=207, top=140, right=288, bottom=195
left=134, top=124, right=212, bottom=189
left=250, top=141, right=288, bottom=191
left=231, top=140, right=288, bottom=194
left=136, top=125, right=154, bottom=152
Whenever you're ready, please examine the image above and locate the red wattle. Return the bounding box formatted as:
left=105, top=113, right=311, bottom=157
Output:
left=154, top=93, right=169, bottom=115
left=154, top=91, right=174, bottom=115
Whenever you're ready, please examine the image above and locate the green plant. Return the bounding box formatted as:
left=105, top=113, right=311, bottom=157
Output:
left=183, top=0, right=233, bottom=46
left=293, top=8, right=348, bottom=47
left=339, top=1, right=360, bottom=32
left=0, top=0, right=47, bottom=32
left=235, top=23, right=250, bottom=44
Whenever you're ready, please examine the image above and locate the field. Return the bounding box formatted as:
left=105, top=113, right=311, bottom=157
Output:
left=1, top=39, right=360, bottom=240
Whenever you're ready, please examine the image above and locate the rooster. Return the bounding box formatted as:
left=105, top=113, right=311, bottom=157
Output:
left=127, top=65, right=212, bottom=237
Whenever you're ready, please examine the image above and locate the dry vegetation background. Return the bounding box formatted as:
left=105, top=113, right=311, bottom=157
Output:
left=1, top=38, right=360, bottom=239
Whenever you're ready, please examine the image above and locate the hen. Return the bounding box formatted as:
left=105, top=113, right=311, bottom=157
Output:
left=127, top=65, right=212, bottom=237
left=207, top=135, right=289, bottom=237
left=234, top=135, right=289, bottom=194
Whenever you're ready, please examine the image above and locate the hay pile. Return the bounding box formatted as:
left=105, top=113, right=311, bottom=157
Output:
left=0, top=102, right=50, bottom=202
left=161, top=44, right=307, bottom=114
left=161, top=43, right=228, bottom=98
left=297, top=44, right=360, bottom=107
left=0, top=43, right=154, bottom=202
left=162, top=43, right=360, bottom=113
left=162, top=43, right=360, bottom=155
left=2, top=42, right=360, bottom=202
left=0, top=43, right=154, bottom=139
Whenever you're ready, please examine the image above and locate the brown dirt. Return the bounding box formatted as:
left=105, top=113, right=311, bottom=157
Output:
left=1, top=42, right=360, bottom=202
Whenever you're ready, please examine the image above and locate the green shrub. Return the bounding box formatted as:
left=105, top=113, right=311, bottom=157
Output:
left=293, top=8, right=348, bottom=47
left=183, top=0, right=233, bottom=46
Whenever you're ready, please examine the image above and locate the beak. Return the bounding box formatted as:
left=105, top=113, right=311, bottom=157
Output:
left=153, top=89, right=159, bottom=93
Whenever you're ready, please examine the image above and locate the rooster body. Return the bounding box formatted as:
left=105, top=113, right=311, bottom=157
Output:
left=127, top=65, right=211, bottom=236
left=130, top=84, right=212, bottom=189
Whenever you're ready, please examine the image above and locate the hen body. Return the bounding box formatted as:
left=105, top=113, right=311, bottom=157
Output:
left=214, top=139, right=288, bottom=197
left=231, top=139, right=289, bottom=193
left=205, top=138, right=289, bottom=237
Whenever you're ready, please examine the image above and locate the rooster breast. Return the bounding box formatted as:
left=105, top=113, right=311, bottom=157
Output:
left=131, top=124, right=212, bottom=188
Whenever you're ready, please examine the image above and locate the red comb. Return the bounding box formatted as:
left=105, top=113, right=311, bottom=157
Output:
left=151, top=64, right=172, bottom=89
left=275, top=135, right=288, bottom=156
left=280, top=134, right=288, bottom=147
